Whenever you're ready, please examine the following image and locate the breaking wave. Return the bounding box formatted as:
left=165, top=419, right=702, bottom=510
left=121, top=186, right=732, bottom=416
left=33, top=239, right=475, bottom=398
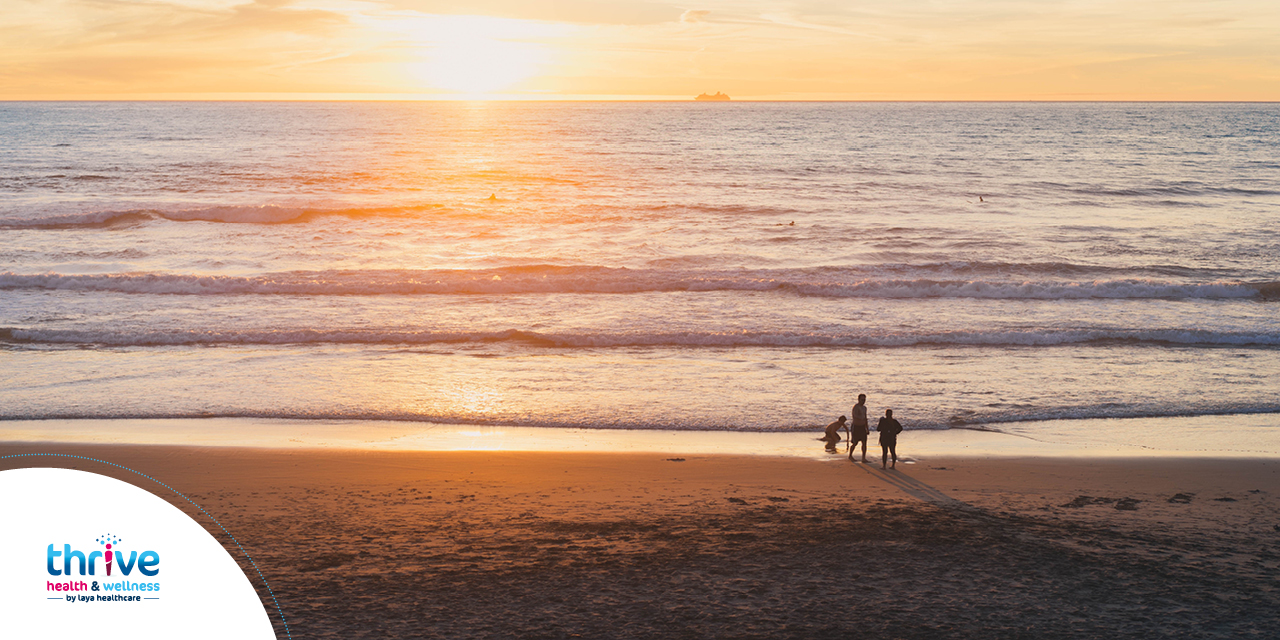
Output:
left=2, top=405, right=1279, bottom=433
left=0, top=204, right=450, bottom=228
left=4, top=326, right=1277, bottom=348
left=0, top=269, right=1271, bottom=300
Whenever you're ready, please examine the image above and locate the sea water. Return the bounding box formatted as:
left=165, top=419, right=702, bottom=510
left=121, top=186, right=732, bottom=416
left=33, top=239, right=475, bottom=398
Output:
left=1, top=102, right=1277, bottom=445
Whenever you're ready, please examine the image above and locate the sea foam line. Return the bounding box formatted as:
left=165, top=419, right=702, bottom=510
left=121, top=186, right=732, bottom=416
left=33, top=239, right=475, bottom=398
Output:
left=3, top=327, right=1278, bottom=348
left=0, top=204, right=450, bottom=228
left=0, top=270, right=1272, bottom=300
left=2, top=405, right=1279, bottom=433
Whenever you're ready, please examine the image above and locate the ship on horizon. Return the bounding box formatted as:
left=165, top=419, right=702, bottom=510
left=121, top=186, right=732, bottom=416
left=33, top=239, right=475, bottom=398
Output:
left=695, top=92, right=730, bottom=101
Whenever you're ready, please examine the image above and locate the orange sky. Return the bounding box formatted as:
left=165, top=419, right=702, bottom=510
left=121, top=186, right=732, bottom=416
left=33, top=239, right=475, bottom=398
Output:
left=3, top=0, right=1278, bottom=100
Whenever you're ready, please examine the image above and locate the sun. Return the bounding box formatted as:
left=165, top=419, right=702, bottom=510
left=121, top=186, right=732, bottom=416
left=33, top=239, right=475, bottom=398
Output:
left=388, top=15, right=555, bottom=96
left=416, top=38, right=544, bottom=95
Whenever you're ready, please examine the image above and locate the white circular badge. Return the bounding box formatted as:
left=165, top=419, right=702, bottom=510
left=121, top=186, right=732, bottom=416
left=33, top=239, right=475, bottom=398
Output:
left=0, top=467, right=277, bottom=639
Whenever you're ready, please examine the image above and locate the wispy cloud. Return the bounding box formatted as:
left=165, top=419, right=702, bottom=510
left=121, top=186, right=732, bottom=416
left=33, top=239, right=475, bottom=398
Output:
left=680, top=9, right=710, bottom=24
left=2, top=0, right=1277, bottom=99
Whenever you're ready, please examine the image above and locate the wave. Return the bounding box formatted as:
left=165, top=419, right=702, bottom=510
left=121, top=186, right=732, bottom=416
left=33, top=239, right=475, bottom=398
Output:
left=785, top=278, right=1267, bottom=300
left=0, top=202, right=815, bottom=228
left=1022, top=180, right=1280, bottom=198
left=1064, top=184, right=1280, bottom=198
left=1, top=210, right=157, bottom=229
left=3, top=200, right=783, bottom=229
left=943, top=405, right=1280, bottom=431
left=805, top=261, right=1241, bottom=279
left=0, top=269, right=1272, bottom=300
left=2, top=406, right=1278, bottom=433
left=4, top=326, right=1278, bottom=348
left=0, top=204, right=452, bottom=228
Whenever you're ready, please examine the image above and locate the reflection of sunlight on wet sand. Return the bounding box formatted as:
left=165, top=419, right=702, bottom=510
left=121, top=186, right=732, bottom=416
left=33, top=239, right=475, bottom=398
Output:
left=454, top=430, right=506, bottom=451
left=7, top=417, right=1280, bottom=459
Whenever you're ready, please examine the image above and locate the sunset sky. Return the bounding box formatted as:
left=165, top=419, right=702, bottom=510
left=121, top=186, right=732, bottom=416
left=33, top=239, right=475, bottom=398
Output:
left=4, top=0, right=1278, bottom=100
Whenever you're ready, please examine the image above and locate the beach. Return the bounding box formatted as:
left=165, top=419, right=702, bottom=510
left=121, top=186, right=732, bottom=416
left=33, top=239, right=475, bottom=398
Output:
left=5, top=435, right=1279, bottom=639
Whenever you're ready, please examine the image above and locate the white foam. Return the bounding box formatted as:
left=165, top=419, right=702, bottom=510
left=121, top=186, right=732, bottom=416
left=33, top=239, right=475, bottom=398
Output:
left=158, top=205, right=310, bottom=224
left=0, top=210, right=155, bottom=228
left=4, top=326, right=1278, bottom=348
left=3, top=408, right=1279, bottom=437
left=791, top=278, right=1262, bottom=300
left=0, top=270, right=1269, bottom=300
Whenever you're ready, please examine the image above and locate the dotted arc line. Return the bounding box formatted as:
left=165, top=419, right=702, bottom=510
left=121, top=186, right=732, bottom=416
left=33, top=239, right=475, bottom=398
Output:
left=1, top=453, right=291, bottom=640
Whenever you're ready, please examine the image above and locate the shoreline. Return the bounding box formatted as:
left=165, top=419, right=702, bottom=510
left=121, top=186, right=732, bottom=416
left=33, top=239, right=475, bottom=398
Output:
left=4, top=412, right=1280, bottom=459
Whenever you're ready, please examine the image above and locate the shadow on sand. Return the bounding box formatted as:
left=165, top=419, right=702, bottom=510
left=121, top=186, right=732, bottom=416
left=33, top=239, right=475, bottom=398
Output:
left=856, top=463, right=972, bottom=510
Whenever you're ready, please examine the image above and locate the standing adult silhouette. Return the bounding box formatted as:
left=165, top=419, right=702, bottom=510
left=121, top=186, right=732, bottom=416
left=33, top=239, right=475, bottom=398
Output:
left=877, top=409, right=903, bottom=469
left=848, top=394, right=870, bottom=462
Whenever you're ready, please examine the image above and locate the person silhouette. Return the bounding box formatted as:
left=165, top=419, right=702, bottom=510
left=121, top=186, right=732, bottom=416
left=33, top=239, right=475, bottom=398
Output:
left=877, top=409, right=903, bottom=469
left=848, top=394, right=870, bottom=462
left=821, top=416, right=847, bottom=451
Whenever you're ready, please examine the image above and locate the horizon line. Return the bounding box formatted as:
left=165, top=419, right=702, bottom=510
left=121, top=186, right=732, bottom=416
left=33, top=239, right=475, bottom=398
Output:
left=3, top=98, right=1279, bottom=104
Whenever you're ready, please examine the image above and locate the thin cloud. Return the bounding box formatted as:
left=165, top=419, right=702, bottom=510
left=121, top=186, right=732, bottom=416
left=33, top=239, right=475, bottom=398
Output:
left=680, top=10, right=710, bottom=23
left=757, top=12, right=883, bottom=40
left=2, top=0, right=1278, bottom=99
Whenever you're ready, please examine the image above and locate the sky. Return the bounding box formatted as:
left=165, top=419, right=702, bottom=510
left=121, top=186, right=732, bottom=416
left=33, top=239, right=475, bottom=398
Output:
left=3, top=0, right=1278, bottom=100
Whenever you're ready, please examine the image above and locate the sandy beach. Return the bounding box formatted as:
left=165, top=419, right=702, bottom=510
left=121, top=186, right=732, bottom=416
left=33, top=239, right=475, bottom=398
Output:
left=4, top=440, right=1279, bottom=639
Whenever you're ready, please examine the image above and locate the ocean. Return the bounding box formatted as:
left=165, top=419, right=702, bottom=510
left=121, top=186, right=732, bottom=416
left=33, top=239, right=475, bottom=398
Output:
left=2, top=101, right=1277, bottom=444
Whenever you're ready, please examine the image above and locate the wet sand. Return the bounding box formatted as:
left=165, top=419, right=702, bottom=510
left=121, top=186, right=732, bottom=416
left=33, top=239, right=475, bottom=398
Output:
left=3, top=442, right=1279, bottom=639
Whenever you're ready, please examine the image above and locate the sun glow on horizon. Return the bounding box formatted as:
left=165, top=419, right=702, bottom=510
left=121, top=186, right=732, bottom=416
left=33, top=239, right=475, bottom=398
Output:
left=413, top=39, right=545, bottom=95
left=3, top=1, right=1279, bottom=100
left=386, top=14, right=561, bottom=96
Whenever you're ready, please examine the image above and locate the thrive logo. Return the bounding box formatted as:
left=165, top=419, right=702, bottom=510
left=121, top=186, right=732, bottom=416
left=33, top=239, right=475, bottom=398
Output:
left=47, top=535, right=159, bottom=577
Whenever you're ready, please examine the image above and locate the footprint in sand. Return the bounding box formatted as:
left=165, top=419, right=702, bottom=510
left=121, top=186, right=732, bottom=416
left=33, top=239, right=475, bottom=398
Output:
left=1061, top=495, right=1141, bottom=510
left=1114, top=498, right=1141, bottom=511
left=1061, top=495, right=1109, bottom=508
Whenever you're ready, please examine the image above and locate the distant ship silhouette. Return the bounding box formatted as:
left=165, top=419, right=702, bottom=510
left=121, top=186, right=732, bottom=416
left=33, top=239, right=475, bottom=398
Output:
left=695, top=92, right=730, bottom=101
